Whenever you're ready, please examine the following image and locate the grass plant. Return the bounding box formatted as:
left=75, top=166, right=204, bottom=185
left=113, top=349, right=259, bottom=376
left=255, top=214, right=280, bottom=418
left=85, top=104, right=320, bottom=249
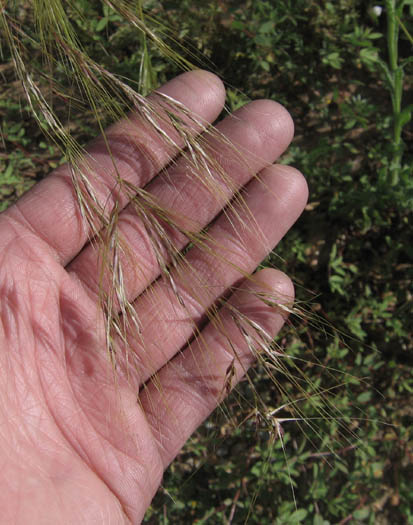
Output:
left=383, top=0, right=413, bottom=184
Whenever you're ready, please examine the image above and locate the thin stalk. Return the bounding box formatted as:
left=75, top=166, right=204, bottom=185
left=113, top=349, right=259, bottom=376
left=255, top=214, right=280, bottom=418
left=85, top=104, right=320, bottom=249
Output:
left=137, top=0, right=154, bottom=95
left=385, top=0, right=404, bottom=185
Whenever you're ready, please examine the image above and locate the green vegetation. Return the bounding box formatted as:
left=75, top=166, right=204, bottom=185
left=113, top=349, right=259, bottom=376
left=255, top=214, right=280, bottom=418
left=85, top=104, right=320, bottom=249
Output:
left=1, top=1, right=412, bottom=523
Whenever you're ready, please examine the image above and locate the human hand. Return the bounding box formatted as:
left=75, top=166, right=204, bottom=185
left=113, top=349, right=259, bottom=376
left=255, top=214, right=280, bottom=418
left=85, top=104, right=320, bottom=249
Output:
left=0, top=70, right=308, bottom=523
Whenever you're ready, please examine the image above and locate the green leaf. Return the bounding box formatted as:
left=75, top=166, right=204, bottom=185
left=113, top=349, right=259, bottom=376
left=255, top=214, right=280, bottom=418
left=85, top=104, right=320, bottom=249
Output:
left=313, top=515, right=330, bottom=525
left=259, top=21, right=275, bottom=34
left=401, top=56, right=413, bottom=69
left=376, top=60, right=394, bottom=89
left=368, top=32, right=383, bottom=39
left=399, top=104, right=413, bottom=127
left=353, top=507, right=370, bottom=520
left=357, top=391, right=372, bottom=403
left=96, top=17, right=108, bottom=32
left=290, top=509, right=308, bottom=523
left=359, top=47, right=380, bottom=66
left=322, top=52, right=343, bottom=69
left=230, top=20, right=245, bottom=30
left=254, top=34, right=272, bottom=46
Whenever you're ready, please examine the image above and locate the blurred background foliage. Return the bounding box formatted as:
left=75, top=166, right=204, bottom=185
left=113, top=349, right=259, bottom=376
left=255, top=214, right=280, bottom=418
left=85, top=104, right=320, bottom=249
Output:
left=1, top=0, right=412, bottom=523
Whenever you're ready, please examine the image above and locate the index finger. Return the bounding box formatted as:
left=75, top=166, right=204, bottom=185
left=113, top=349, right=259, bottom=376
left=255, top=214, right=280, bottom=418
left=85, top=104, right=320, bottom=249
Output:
left=3, top=70, right=226, bottom=265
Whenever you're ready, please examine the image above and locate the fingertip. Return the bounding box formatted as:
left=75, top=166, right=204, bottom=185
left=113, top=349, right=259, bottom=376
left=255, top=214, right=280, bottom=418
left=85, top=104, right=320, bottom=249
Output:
left=187, top=69, right=227, bottom=108
left=239, top=99, right=294, bottom=152
left=230, top=268, right=294, bottom=353
left=155, top=70, right=226, bottom=123
left=222, top=99, right=295, bottom=163
left=234, top=268, right=295, bottom=327
left=263, top=164, right=309, bottom=213
left=253, top=267, right=295, bottom=304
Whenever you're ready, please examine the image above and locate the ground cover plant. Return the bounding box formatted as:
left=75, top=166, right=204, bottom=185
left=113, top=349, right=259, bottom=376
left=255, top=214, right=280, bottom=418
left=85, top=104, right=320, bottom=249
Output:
left=1, top=0, right=412, bottom=523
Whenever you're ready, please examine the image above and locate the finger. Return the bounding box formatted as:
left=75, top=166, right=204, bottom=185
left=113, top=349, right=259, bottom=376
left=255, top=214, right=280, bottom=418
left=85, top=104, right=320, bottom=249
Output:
left=69, top=100, right=295, bottom=306
left=140, top=268, right=294, bottom=467
left=118, top=165, right=307, bottom=383
left=4, top=70, right=226, bottom=265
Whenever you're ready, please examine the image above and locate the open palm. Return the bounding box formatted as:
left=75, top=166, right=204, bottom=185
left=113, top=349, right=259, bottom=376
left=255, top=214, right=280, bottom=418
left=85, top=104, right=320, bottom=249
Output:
left=0, top=71, right=307, bottom=523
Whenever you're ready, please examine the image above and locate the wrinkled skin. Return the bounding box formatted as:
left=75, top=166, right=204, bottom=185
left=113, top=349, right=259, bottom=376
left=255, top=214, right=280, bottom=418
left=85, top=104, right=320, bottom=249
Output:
left=0, top=71, right=307, bottom=523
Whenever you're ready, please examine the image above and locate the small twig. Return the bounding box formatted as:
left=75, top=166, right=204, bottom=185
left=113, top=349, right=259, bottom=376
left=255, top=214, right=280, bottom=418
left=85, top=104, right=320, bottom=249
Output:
left=227, top=489, right=240, bottom=524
